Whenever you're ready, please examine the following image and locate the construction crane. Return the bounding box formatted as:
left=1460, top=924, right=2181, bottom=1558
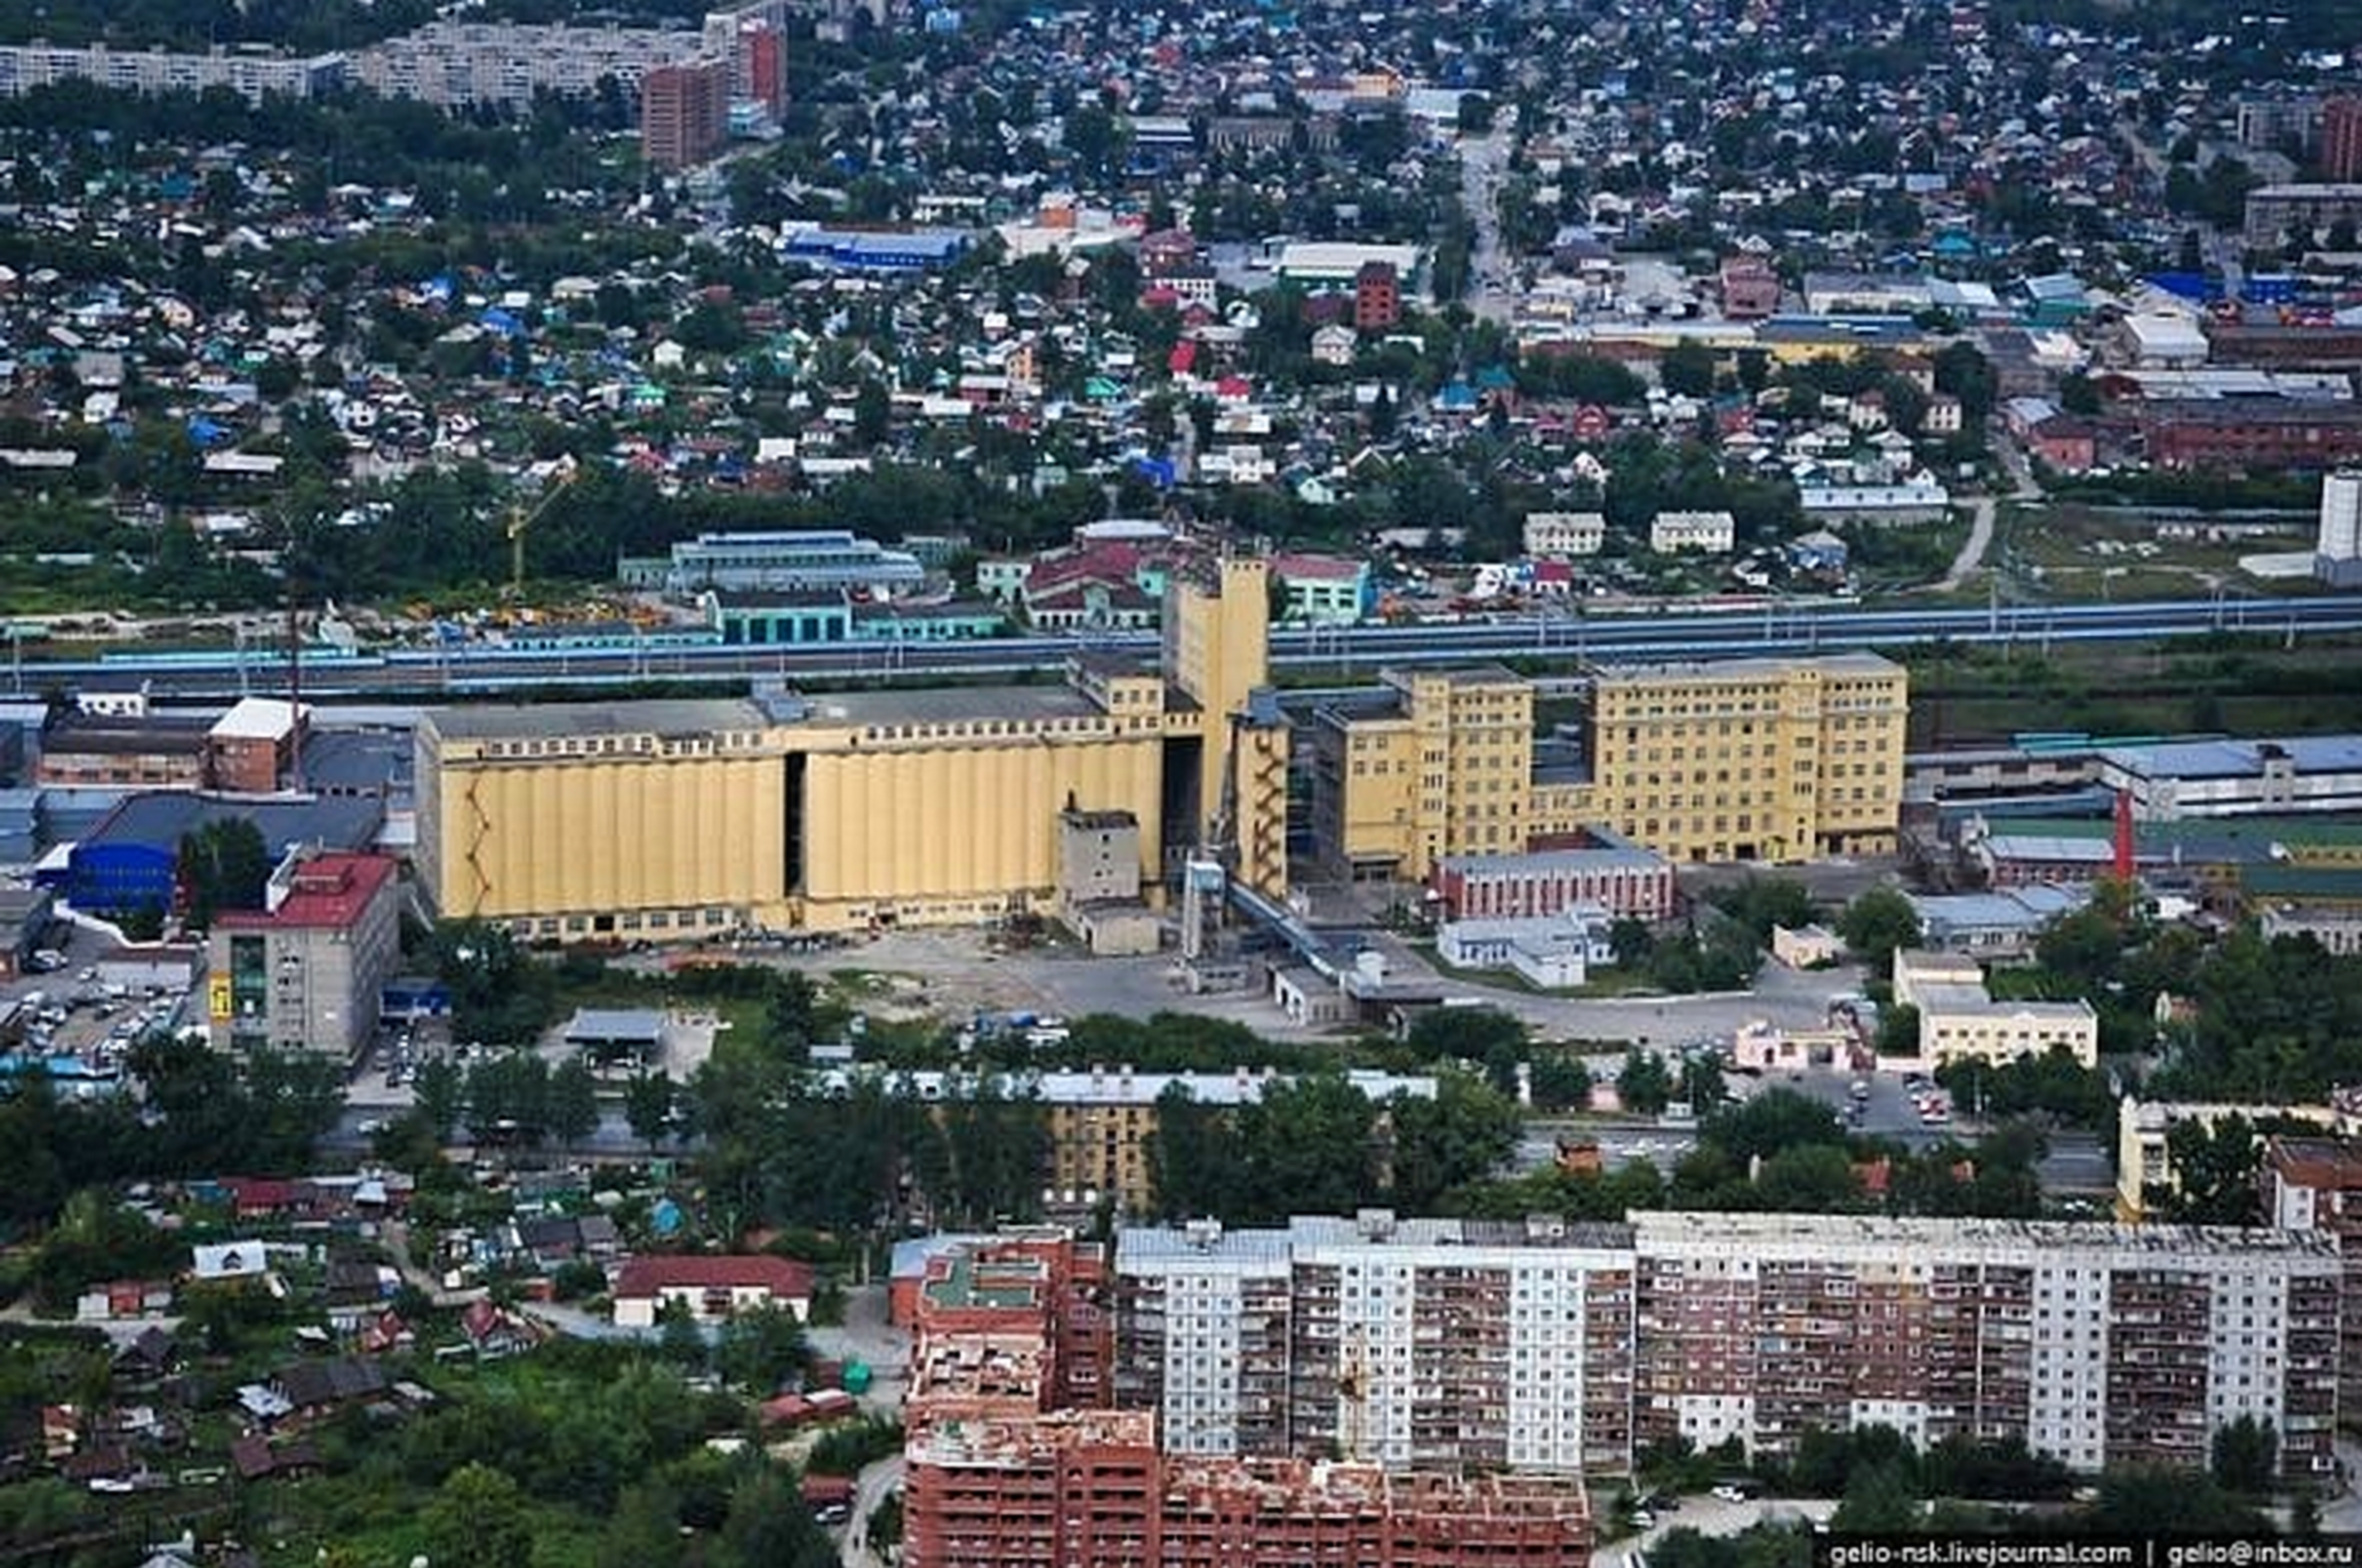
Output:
left=506, top=459, right=580, bottom=596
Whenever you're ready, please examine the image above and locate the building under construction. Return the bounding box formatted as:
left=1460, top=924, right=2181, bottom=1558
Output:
left=899, top=1232, right=1592, bottom=1568
left=904, top=1412, right=1592, bottom=1568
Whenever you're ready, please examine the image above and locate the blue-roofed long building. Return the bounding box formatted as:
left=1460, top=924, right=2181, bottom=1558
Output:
left=619, top=529, right=928, bottom=598
left=2098, top=735, right=2362, bottom=819
left=777, top=226, right=972, bottom=272
left=1907, top=883, right=2091, bottom=959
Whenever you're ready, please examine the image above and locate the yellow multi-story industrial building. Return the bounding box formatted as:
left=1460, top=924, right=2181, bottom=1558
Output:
left=415, top=559, right=1287, bottom=939
left=1309, top=652, right=1907, bottom=880
left=1308, top=666, right=1536, bottom=884
left=1584, top=652, right=1908, bottom=863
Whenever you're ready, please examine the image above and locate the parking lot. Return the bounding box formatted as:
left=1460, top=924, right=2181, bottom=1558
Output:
left=5, top=917, right=195, bottom=1074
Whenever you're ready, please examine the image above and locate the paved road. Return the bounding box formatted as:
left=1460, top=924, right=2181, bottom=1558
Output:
left=841, top=1455, right=906, bottom=1568
left=1369, top=940, right=1869, bottom=1047
left=1941, top=430, right=2042, bottom=593
left=1458, top=120, right=1516, bottom=320
left=1594, top=1496, right=1836, bottom=1566
left=2326, top=1437, right=2362, bottom=1533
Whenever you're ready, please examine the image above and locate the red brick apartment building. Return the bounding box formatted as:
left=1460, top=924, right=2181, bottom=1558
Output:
left=2140, top=401, right=2362, bottom=470
left=1355, top=260, right=1402, bottom=333
left=903, top=1411, right=1592, bottom=1568
left=640, top=57, right=729, bottom=170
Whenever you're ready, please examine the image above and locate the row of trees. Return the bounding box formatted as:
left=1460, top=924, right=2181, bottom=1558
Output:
left=1450, top=1086, right=2046, bottom=1223
left=0, top=1037, right=345, bottom=1232
left=1148, top=1074, right=1521, bottom=1224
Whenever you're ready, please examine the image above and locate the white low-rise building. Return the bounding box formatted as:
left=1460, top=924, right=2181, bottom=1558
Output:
left=1523, top=511, right=1607, bottom=558
left=1648, top=510, right=1735, bottom=553
left=1438, top=903, right=1616, bottom=989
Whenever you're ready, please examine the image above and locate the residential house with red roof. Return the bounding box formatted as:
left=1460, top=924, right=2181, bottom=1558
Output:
left=612, top=1254, right=817, bottom=1327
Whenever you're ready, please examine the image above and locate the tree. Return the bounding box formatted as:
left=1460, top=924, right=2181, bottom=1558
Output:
left=713, top=1304, right=811, bottom=1394
left=713, top=1466, right=835, bottom=1568
left=1838, top=887, right=1920, bottom=973
left=2210, top=1414, right=2277, bottom=1494
left=1709, top=876, right=1815, bottom=946
left=1528, top=1053, right=1592, bottom=1113
left=853, top=378, right=891, bottom=448
left=1932, top=341, right=1998, bottom=420
left=1701, top=1090, right=1844, bottom=1163
left=1678, top=1054, right=1727, bottom=1112
left=547, top=1057, right=600, bottom=1148
left=656, top=1297, right=708, bottom=1369
left=1387, top=1076, right=1521, bottom=1211
left=414, top=1055, right=465, bottom=1142
left=1875, top=1004, right=1921, bottom=1058
left=2058, top=373, right=2102, bottom=418
left=1405, top=1006, right=1526, bottom=1065
left=597, top=1480, right=685, bottom=1568
left=626, top=1071, right=676, bottom=1153
left=466, top=1052, right=551, bottom=1145
left=177, top=817, right=271, bottom=931
left=1617, top=1049, right=1675, bottom=1115
left=2087, top=1469, right=2267, bottom=1535
left=2162, top=1114, right=2262, bottom=1224
left=1830, top=1459, right=1922, bottom=1534
left=1753, top=1144, right=1864, bottom=1211
left=1659, top=340, right=1718, bottom=399
left=422, top=1463, right=536, bottom=1568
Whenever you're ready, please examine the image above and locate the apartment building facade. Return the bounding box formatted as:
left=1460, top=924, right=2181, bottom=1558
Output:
left=1648, top=510, right=1736, bottom=553
left=1428, top=838, right=1676, bottom=923
left=1309, top=666, right=1535, bottom=883
left=641, top=56, right=732, bottom=170
left=206, top=853, right=403, bottom=1061
left=1892, top=949, right=2101, bottom=1069
left=1110, top=1211, right=2341, bottom=1488
left=352, top=22, right=705, bottom=107
left=2266, top=1136, right=2362, bottom=1421
left=903, top=1412, right=1592, bottom=1568
left=0, top=43, right=345, bottom=101
left=1524, top=511, right=1607, bottom=558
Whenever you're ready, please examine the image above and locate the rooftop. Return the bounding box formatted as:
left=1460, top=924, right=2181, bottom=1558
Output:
left=804, top=685, right=1105, bottom=728
left=210, top=696, right=302, bottom=742
left=1592, top=651, right=1903, bottom=684
left=2101, top=735, right=2362, bottom=781
left=1437, top=842, right=1667, bottom=876
left=921, top=1250, right=1048, bottom=1313
left=215, top=853, right=395, bottom=932
left=562, top=1008, right=666, bottom=1046
left=1628, top=1208, right=2340, bottom=1259
left=85, top=792, right=384, bottom=855
left=612, top=1254, right=814, bottom=1298
left=422, top=699, right=769, bottom=742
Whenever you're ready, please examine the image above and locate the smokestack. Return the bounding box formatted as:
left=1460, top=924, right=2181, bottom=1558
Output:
left=2112, top=788, right=2134, bottom=881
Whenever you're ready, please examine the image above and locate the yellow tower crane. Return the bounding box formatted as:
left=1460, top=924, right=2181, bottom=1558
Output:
left=505, top=459, right=580, bottom=596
